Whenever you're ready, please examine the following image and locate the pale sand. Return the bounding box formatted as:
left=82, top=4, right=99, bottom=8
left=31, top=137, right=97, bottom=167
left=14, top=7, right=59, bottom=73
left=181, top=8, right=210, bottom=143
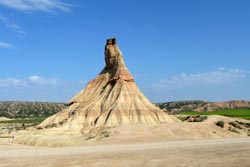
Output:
left=10, top=115, right=249, bottom=147
left=0, top=117, right=12, bottom=121
left=0, top=138, right=250, bottom=167
left=1, top=115, right=250, bottom=166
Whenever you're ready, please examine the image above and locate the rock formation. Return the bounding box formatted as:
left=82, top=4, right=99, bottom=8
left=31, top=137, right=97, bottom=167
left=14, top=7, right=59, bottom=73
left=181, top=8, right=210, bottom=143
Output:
left=0, top=101, right=65, bottom=119
left=157, top=100, right=250, bottom=114
left=39, top=38, right=179, bottom=132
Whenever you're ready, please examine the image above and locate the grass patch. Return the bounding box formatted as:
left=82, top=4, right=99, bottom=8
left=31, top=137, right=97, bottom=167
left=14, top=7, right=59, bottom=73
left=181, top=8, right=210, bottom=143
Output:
left=181, top=109, right=250, bottom=120
left=177, top=117, right=189, bottom=121
left=0, top=117, right=46, bottom=124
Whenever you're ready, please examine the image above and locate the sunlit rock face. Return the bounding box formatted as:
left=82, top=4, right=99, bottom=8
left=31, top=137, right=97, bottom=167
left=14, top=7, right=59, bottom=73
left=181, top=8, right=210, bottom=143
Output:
left=104, top=38, right=118, bottom=69
left=39, top=38, right=180, bottom=133
left=103, top=38, right=134, bottom=82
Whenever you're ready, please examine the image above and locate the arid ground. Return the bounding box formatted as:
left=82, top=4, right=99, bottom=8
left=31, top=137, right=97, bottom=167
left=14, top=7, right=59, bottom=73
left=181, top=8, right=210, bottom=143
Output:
left=1, top=115, right=250, bottom=167
left=0, top=138, right=250, bottom=167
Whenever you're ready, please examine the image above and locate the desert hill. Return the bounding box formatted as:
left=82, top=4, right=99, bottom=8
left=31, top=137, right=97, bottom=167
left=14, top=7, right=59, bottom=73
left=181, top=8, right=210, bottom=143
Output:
left=0, top=101, right=66, bottom=119
left=39, top=38, right=179, bottom=132
left=2, top=38, right=250, bottom=148
left=157, top=100, right=250, bottom=114
left=1, top=100, right=249, bottom=120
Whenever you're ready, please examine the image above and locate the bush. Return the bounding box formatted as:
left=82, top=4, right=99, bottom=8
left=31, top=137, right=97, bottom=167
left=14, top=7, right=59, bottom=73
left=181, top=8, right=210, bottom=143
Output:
left=229, top=122, right=242, bottom=129
left=216, top=121, right=224, bottom=128
left=187, top=115, right=207, bottom=122
left=236, top=121, right=250, bottom=128
left=195, top=116, right=207, bottom=122
left=230, top=128, right=240, bottom=134
left=177, top=116, right=188, bottom=121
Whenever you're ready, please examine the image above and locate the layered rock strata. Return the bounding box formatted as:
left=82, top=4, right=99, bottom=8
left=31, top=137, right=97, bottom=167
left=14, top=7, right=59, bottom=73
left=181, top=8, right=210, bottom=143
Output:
left=39, top=38, right=179, bottom=132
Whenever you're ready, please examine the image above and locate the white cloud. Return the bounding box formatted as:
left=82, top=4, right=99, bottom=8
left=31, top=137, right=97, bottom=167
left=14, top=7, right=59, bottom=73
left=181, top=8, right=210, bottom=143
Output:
left=7, top=23, right=27, bottom=34
left=0, top=78, right=27, bottom=87
left=0, top=13, right=26, bottom=35
left=0, top=0, right=72, bottom=13
left=0, top=42, right=14, bottom=48
left=0, top=75, right=62, bottom=87
left=154, top=68, right=250, bottom=90
left=0, top=75, right=84, bottom=102
left=28, top=75, right=60, bottom=85
left=0, top=13, right=7, bottom=21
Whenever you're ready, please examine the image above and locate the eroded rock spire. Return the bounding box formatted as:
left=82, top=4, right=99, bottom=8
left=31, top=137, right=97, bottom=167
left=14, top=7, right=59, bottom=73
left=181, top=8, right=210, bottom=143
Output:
left=39, top=38, right=179, bottom=132
left=102, top=38, right=134, bottom=82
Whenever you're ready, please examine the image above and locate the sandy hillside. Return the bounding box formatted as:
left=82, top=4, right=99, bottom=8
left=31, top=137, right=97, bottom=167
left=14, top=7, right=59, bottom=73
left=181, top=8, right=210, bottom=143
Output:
left=3, top=115, right=248, bottom=147
left=0, top=138, right=250, bottom=167
left=0, top=117, right=12, bottom=121
left=1, top=115, right=250, bottom=166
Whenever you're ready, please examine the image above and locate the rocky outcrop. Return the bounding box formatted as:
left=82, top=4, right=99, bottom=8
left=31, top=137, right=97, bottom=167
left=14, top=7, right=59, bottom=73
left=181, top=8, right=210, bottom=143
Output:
left=0, top=101, right=66, bottom=118
left=39, top=38, right=179, bottom=132
left=157, top=100, right=250, bottom=114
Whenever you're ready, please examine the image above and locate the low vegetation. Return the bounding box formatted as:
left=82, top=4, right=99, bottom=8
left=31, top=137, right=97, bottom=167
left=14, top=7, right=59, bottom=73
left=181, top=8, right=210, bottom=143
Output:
left=0, top=101, right=65, bottom=119
left=0, top=117, right=46, bottom=124
left=229, top=121, right=243, bottom=129
left=229, top=128, right=240, bottom=134
left=216, top=121, right=225, bottom=128
left=181, top=109, right=250, bottom=120
left=187, top=115, right=207, bottom=122
left=177, top=115, right=207, bottom=122
left=236, top=120, right=250, bottom=128
left=177, top=117, right=189, bottom=121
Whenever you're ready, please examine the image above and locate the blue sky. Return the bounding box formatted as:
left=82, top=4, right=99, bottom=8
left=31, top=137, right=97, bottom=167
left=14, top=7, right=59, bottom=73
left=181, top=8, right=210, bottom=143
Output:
left=0, top=0, right=250, bottom=103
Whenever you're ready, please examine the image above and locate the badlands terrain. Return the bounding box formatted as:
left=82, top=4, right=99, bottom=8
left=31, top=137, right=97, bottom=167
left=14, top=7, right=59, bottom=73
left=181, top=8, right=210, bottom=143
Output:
left=1, top=115, right=250, bottom=167
left=157, top=100, right=250, bottom=114
left=0, top=101, right=65, bottom=118
left=1, top=114, right=250, bottom=167
left=1, top=38, right=250, bottom=166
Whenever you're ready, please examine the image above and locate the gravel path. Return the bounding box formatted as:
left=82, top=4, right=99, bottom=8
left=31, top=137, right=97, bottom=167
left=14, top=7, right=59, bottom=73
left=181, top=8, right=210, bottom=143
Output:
left=1, top=137, right=250, bottom=167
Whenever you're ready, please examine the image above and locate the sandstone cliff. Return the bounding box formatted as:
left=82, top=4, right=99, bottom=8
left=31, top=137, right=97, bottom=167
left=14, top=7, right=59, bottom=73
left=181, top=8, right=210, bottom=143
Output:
left=39, top=38, right=179, bottom=132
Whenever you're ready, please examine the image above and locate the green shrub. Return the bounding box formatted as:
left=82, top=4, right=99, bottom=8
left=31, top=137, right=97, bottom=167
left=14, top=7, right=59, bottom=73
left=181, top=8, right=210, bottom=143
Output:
left=230, top=128, right=240, bottom=134
left=187, top=115, right=207, bottom=122
left=216, top=121, right=224, bottom=128
left=195, top=116, right=207, bottom=122
left=229, top=122, right=242, bottom=129
left=236, top=121, right=250, bottom=128
left=177, top=116, right=188, bottom=121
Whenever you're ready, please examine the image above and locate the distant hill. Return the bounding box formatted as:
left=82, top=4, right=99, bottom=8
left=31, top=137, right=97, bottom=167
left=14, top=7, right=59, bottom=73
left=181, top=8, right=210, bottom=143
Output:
left=156, top=100, right=250, bottom=114
left=1, top=100, right=250, bottom=119
left=0, top=101, right=66, bottom=119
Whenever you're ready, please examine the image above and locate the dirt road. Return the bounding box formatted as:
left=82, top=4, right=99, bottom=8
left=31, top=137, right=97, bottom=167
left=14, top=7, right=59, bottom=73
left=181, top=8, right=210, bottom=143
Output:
left=0, top=138, right=250, bottom=167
